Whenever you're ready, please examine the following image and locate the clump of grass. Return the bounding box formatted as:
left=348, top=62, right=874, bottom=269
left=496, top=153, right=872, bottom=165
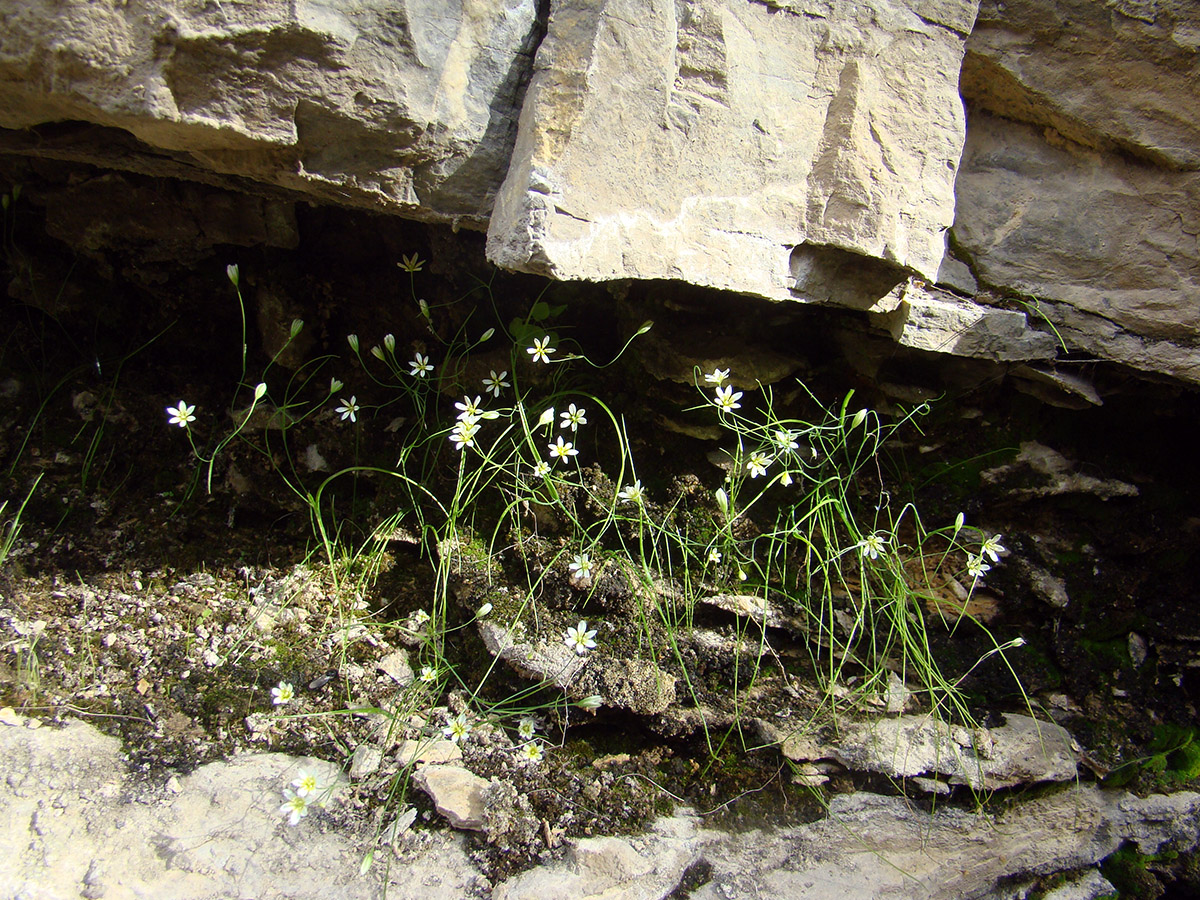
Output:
left=165, top=255, right=1026, bottom=836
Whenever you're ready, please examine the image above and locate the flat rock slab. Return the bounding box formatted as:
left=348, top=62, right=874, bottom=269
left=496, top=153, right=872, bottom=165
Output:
left=833, top=713, right=1078, bottom=789
left=4, top=715, right=1199, bottom=899
left=0, top=715, right=481, bottom=899
left=414, top=764, right=490, bottom=831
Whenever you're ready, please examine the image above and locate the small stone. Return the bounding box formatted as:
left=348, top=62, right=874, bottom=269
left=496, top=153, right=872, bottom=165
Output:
left=0, top=707, right=23, bottom=727
left=349, top=744, right=383, bottom=780
left=396, top=739, right=463, bottom=767
left=572, top=835, right=651, bottom=883
left=376, top=650, right=414, bottom=686
left=1128, top=633, right=1148, bottom=668
left=413, top=765, right=489, bottom=831
left=165, top=776, right=182, bottom=794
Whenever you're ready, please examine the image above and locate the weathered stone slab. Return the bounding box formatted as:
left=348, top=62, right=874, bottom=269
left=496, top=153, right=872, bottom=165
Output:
left=963, top=0, right=1200, bottom=170
left=832, top=712, right=1077, bottom=789
left=414, top=764, right=490, bottom=831
left=951, top=111, right=1200, bottom=383
left=869, top=280, right=1060, bottom=361
left=488, top=0, right=979, bottom=295
left=0, top=0, right=539, bottom=225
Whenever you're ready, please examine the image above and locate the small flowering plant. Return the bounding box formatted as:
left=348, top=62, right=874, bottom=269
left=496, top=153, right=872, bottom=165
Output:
left=482, top=370, right=509, bottom=397
left=527, top=336, right=555, bottom=364
left=517, top=741, right=544, bottom=764
left=568, top=552, right=594, bottom=588
left=271, top=681, right=295, bottom=706
left=704, top=368, right=730, bottom=386
left=292, top=769, right=323, bottom=799
left=746, top=451, right=772, bottom=479
left=166, top=401, right=196, bottom=428
left=443, top=712, right=472, bottom=744
left=564, top=620, right=597, bottom=655
left=713, top=385, right=742, bottom=412
left=335, top=396, right=360, bottom=423
left=548, top=436, right=579, bottom=464
left=856, top=533, right=888, bottom=561
left=559, top=403, right=587, bottom=432
left=279, top=788, right=310, bottom=826
left=980, top=534, right=1006, bottom=563
left=617, top=480, right=644, bottom=505
left=966, top=555, right=991, bottom=581
left=516, top=715, right=540, bottom=741
left=409, top=352, right=433, bottom=378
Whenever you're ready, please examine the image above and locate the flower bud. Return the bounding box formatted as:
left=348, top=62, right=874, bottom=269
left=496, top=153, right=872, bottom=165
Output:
left=480, top=327, right=495, bottom=342
left=714, top=487, right=729, bottom=518
left=290, top=318, right=304, bottom=338
left=576, top=695, right=603, bottom=710
left=537, top=407, right=556, bottom=429
left=476, top=602, right=493, bottom=618
left=383, top=333, right=395, bottom=353
left=226, top=263, right=239, bottom=287
left=329, top=377, right=344, bottom=394
left=849, top=408, right=868, bottom=431
left=347, top=334, right=360, bottom=352
left=254, top=382, right=268, bottom=400
left=370, top=345, right=385, bottom=361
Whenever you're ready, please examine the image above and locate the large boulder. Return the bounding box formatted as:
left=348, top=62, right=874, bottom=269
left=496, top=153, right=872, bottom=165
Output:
left=950, top=0, right=1200, bottom=383
left=0, top=0, right=540, bottom=226
left=487, top=0, right=981, bottom=299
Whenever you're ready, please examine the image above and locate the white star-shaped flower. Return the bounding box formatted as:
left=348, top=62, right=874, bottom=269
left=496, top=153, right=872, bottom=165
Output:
left=482, top=370, right=510, bottom=398
left=409, top=353, right=433, bottom=378
left=527, top=337, right=555, bottom=364
left=335, top=396, right=360, bottom=423
left=548, top=436, right=578, bottom=464
left=166, top=401, right=196, bottom=428
left=713, top=385, right=743, bottom=411
left=564, top=620, right=597, bottom=655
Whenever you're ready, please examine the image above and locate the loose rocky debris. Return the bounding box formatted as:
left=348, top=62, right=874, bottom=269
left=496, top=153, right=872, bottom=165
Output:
left=4, top=713, right=1199, bottom=900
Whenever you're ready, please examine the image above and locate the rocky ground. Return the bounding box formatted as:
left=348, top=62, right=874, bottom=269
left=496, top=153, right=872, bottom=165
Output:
left=2, top=195, right=1200, bottom=899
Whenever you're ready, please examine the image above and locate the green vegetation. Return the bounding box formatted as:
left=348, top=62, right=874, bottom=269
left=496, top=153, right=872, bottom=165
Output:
left=153, top=254, right=1027, bottom=834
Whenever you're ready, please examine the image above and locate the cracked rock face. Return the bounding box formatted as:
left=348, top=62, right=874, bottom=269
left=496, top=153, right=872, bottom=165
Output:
left=3, top=0, right=1199, bottom=384
left=0, top=0, right=540, bottom=225
left=488, top=0, right=977, bottom=296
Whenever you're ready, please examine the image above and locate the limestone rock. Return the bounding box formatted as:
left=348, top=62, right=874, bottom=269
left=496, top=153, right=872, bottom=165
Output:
left=349, top=743, right=383, bottom=780
left=376, top=649, right=415, bottom=686
left=396, top=738, right=464, bottom=767
left=1040, top=869, right=1116, bottom=900
left=693, top=787, right=1200, bottom=899
left=832, top=712, right=1077, bottom=789
left=478, top=620, right=677, bottom=715
left=413, top=764, right=490, bottom=831
left=949, top=0, right=1200, bottom=384
left=0, top=0, right=540, bottom=225
left=981, top=441, right=1140, bottom=500
left=6, top=717, right=1200, bottom=900
left=488, top=0, right=978, bottom=295
left=494, top=833, right=681, bottom=900
left=869, top=280, right=1059, bottom=361
left=963, top=0, right=1200, bottom=170
left=951, top=111, right=1200, bottom=384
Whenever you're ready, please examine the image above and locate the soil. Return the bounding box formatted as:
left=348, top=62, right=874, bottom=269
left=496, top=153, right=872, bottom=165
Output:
left=2, top=168, right=1199, bottom=887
